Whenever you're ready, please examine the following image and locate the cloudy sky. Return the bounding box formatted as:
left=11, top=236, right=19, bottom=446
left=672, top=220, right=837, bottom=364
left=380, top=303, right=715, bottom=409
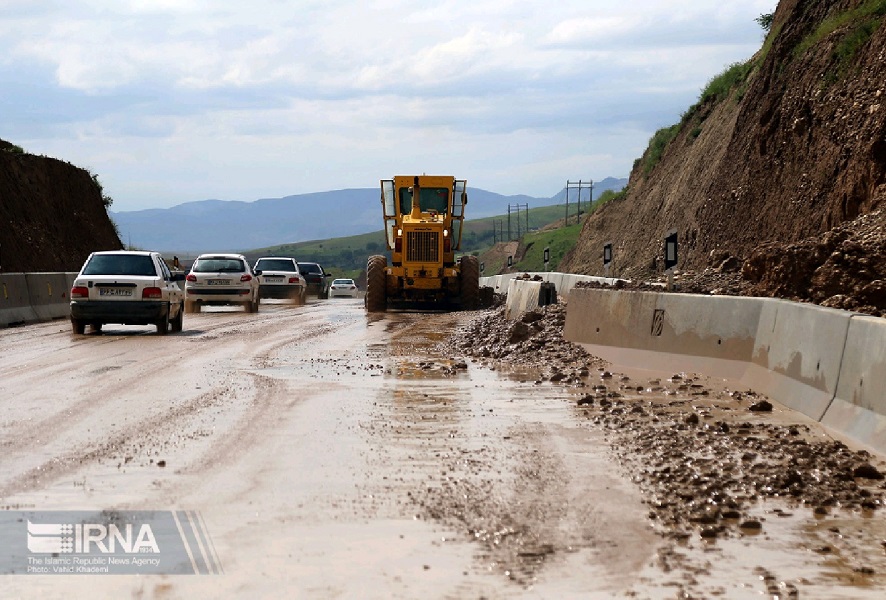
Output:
left=1, top=0, right=778, bottom=212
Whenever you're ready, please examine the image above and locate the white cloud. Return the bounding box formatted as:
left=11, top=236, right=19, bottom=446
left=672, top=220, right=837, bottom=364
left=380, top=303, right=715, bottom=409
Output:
left=0, top=0, right=780, bottom=209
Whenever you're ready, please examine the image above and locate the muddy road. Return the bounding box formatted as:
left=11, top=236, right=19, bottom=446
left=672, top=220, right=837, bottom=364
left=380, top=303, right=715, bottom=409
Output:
left=1, top=298, right=885, bottom=598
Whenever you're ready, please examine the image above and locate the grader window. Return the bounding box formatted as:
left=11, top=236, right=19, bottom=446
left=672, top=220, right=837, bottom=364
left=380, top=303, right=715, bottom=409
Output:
left=399, top=187, right=449, bottom=214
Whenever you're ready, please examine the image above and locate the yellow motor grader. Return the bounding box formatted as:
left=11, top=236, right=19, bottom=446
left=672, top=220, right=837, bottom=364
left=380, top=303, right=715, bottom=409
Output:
left=365, top=175, right=480, bottom=312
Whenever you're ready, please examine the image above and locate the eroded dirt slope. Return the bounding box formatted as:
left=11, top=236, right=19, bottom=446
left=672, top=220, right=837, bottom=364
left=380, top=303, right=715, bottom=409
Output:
left=0, top=139, right=121, bottom=272
left=562, top=0, right=886, bottom=289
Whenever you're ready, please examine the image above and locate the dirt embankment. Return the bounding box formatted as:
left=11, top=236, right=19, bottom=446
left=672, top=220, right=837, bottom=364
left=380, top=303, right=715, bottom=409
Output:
left=0, top=139, right=121, bottom=272
left=561, top=0, right=886, bottom=307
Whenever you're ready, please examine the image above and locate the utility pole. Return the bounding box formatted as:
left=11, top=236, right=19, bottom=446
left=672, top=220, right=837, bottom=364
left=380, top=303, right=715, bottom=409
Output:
left=566, top=180, right=594, bottom=224
left=492, top=219, right=504, bottom=244
left=508, top=203, right=528, bottom=240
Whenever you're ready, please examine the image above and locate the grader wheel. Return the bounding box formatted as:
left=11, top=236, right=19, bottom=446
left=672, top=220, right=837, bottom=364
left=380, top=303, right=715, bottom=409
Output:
left=365, top=255, right=388, bottom=312
left=459, top=255, right=480, bottom=310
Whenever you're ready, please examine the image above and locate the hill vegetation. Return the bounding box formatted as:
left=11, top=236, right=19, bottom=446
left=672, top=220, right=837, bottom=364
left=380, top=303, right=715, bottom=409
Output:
left=244, top=201, right=600, bottom=278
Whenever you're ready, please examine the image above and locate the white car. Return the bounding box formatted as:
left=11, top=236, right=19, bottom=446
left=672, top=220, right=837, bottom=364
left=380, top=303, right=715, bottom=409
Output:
left=253, top=257, right=307, bottom=304
left=70, top=250, right=185, bottom=335
left=185, top=253, right=260, bottom=313
left=329, top=278, right=359, bottom=298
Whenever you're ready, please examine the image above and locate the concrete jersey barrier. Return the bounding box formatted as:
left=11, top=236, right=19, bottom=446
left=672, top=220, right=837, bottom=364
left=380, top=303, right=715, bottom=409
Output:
left=25, top=272, right=72, bottom=321
left=481, top=272, right=622, bottom=301
left=823, top=316, right=886, bottom=452
left=502, top=275, right=886, bottom=455
left=0, top=273, right=39, bottom=326
left=1, top=272, right=76, bottom=327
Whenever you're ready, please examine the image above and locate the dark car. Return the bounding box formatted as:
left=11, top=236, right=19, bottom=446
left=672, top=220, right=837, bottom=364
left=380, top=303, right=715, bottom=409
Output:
left=297, top=262, right=330, bottom=299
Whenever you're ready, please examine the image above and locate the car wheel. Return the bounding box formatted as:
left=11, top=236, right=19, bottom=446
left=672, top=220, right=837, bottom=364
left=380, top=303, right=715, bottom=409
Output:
left=253, top=296, right=260, bottom=313
left=71, top=318, right=85, bottom=335
left=171, top=304, right=184, bottom=332
left=156, top=311, right=170, bottom=335
left=92, top=323, right=103, bottom=333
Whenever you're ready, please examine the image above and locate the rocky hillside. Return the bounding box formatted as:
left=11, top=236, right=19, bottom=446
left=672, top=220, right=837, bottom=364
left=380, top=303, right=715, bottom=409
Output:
left=0, top=140, right=122, bottom=272
left=561, top=0, right=886, bottom=308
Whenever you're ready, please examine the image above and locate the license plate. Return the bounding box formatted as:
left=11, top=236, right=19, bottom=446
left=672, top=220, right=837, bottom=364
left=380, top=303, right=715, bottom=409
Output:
left=208, top=279, right=230, bottom=285
left=265, top=276, right=284, bottom=282
left=99, top=288, right=132, bottom=297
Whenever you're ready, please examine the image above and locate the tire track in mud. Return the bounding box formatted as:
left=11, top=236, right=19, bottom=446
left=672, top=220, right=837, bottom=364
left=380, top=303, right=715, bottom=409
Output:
left=413, top=422, right=574, bottom=586
left=359, top=309, right=655, bottom=594
left=0, top=375, right=253, bottom=501
left=0, top=304, right=351, bottom=504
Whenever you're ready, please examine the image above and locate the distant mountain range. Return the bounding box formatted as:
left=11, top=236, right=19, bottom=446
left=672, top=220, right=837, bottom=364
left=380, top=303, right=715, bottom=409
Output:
left=111, top=177, right=627, bottom=254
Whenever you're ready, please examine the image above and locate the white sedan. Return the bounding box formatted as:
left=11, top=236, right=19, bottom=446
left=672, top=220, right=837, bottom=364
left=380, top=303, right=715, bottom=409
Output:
left=329, top=278, right=359, bottom=298
left=70, top=250, right=185, bottom=335
left=185, top=253, right=261, bottom=313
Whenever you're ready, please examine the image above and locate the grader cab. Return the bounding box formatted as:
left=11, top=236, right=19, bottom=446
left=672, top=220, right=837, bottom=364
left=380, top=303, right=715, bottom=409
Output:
left=365, top=175, right=480, bottom=312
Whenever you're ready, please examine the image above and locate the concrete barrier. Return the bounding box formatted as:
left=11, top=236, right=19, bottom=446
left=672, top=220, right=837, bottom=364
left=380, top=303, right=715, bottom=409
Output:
left=562, top=289, right=762, bottom=381
left=748, top=300, right=852, bottom=420
left=504, top=279, right=557, bottom=320
left=1, top=272, right=76, bottom=327
left=25, top=272, right=72, bottom=321
left=501, top=277, right=886, bottom=455
left=0, top=273, right=38, bottom=326
left=822, top=316, right=886, bottom=451
left=482, top=272, right=623, bottom=301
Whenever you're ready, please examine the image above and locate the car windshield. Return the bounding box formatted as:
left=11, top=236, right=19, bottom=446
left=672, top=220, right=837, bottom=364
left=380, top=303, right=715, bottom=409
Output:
left=82, top=254, right=156, bottom=276
left=332, top=279, right=353, bottom=285
left=298, top=263, right=320, bottom=274
left=193, top=258, right=246, bottom=273
left=255, top=259, right=296, bottom=272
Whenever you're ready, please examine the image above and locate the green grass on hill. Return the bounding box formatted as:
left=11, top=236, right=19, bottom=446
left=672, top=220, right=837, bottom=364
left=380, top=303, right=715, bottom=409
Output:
left=249, top=202, right=595, bottom=275
left=515, top=222, right=584, bottom=272
left=478, top=221, right=584, bottom=275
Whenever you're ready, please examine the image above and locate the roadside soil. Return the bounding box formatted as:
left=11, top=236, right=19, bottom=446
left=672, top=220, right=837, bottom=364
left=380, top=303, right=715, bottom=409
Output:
left=580, top=208, right=886, bottom=318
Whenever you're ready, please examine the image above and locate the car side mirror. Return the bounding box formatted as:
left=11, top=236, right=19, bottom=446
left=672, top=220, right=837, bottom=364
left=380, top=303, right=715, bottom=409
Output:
left=171, top=273, right=186, bottom=282
left=254, top=270, right=263, bottom=276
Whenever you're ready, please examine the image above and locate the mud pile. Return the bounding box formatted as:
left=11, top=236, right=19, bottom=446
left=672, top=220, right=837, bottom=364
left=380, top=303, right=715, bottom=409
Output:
left=443, top=303, right=606, bottom=378
left=742, top=208, right=886, bottom=315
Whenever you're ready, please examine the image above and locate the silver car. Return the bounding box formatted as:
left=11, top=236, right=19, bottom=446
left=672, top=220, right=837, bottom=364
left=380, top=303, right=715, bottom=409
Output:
left=185, top=253, right=261, bottom=313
